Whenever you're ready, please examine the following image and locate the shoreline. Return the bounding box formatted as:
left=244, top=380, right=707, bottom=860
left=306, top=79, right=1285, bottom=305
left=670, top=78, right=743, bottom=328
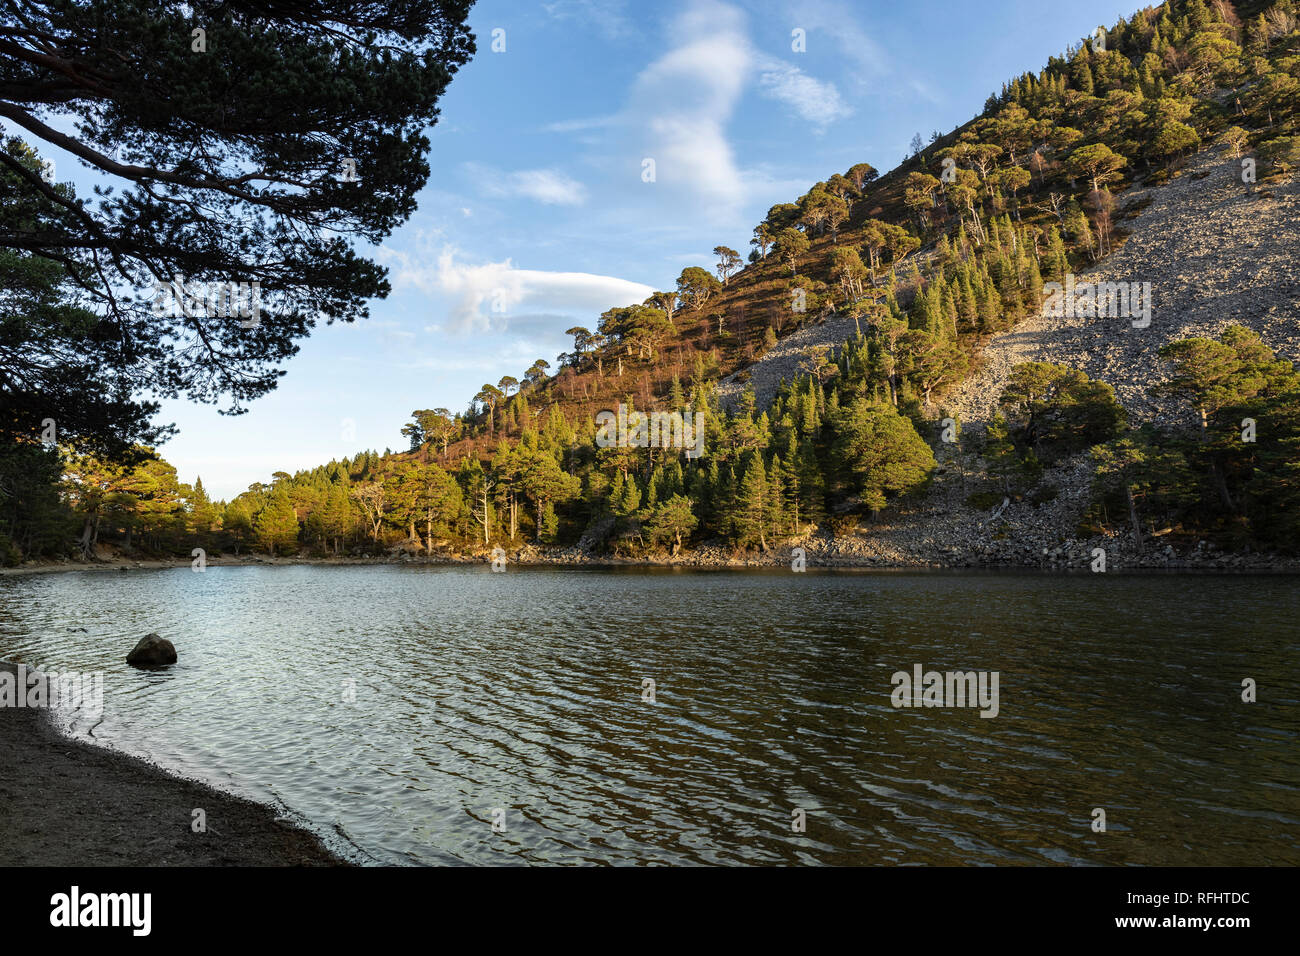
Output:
left=0, top=661, right=347, bottom=867
left=3, top=542, right=1298, bottom=577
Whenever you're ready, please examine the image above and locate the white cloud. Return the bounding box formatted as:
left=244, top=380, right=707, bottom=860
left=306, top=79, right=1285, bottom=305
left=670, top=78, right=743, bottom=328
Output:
left=542, top=115, right=618, bottom=134
left=542, top=0, right=632, bottom=39
left=785, top=0, right=890, bottom=90
left=381, top=247, right=655, bottom=332
left=467, top=164, right=588, bottom=205
left=907, top=77, right=944, bottom=106
left=608, top=0, right=850, bottom=223
left=626, top=0, right=751, bottom=215
left=755, top=55, right=851, bottom=127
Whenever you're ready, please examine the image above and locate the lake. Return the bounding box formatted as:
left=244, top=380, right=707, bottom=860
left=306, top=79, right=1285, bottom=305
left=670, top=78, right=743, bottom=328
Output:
left=2, top=565, right=1297, bottom=865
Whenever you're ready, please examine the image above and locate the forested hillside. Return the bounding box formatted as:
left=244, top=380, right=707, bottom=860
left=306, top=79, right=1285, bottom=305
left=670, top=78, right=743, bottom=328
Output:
left=5, top=0, right=1299, bottom=566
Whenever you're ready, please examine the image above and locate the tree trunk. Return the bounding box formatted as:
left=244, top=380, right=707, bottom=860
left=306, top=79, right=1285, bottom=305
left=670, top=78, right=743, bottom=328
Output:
left=1212, top=460, right=1237, bottom=513
left=1197, top=405, right=1238, bottom=512
left=78, top=514, right=99, bottom=561
left=1126, top=484, right=1143, bottom=552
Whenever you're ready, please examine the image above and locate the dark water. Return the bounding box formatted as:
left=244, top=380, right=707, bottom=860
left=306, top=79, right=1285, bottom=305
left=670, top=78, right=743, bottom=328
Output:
left=1, top=565, right=1297, bottom=866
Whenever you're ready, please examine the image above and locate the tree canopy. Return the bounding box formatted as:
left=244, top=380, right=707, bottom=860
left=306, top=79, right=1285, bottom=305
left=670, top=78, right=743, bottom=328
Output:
left=0, top=0, right=475, bottom=426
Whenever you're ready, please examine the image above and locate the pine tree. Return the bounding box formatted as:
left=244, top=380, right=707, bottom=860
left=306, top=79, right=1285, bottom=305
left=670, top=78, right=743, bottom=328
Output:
left=959, top=277, right=978, bottom=333
left=669, top=375, right=686, bottom=410
left=1044, top=226, right=1069, bottom=283
left=0, top=6, right=475, bottom=435
left=779, top=437, right=804, bottom=532
left=324, top=483, right=353, bottom=554
left=689, top=465, right=713, bottom=529
left=714, top=464, right=737, bottom=538
left=645, top=495, right=698, bottom=555
left=830, top=399, right=936, bottom=514
left=254, top=488, right=300, bottom=555
left=734, top=453, right=769, bottom=549
left=1024, top=254, right=1044, bottom=313
left=983, top=415, right=1020, bottom=492
left=798, top=440, right=827, bottom=527
left=766, top=460, right=787, bottom=537
left=616, top=474, right=642, bottom=518
left=645, top=469, right=661, bottom=509
left=189, top=477, right=219, bottom=537
left=222, top=499, right=255, bottom=554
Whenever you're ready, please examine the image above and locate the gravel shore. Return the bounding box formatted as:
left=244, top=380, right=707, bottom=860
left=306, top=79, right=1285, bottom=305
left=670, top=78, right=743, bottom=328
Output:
left=5, top=537, right=1298, bottom=576
left=0, top=661, right=345, bottom=866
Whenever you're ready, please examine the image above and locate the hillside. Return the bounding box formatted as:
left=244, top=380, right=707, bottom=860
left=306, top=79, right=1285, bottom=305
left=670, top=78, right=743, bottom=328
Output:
left=722, top=143, right=1300, bottom=426
left=949, top=145, right=1300, bottom=427
left=10, top=0, right=1300, bottom=569
left=803, top=143, right=1300, bottom=571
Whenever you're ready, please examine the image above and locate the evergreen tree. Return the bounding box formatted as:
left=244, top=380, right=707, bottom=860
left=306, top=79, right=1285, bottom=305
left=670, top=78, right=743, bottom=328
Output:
left=1, top=4, right=475, bottom=415
left=830, top=399, right=936, bottom=514
left=254, top=488, right=299, bottom=555
left=733, top=453, right=769, bottom=549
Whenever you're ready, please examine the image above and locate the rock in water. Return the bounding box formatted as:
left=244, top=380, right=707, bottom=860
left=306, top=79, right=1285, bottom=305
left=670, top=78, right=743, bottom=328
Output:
left=126, top=633, right=177, bottom=669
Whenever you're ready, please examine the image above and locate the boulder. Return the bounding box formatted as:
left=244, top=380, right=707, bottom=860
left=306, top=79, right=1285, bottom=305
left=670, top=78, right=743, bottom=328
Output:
left=126, top=633, right=177, bottom=669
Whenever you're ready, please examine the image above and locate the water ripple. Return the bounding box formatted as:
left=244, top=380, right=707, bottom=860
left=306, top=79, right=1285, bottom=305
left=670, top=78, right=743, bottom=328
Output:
left=1, top=566, right=1297, bottom=865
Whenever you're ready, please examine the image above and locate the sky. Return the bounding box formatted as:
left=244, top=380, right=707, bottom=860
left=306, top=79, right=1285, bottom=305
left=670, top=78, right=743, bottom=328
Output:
left=11, top=0, right=1137, bottom=500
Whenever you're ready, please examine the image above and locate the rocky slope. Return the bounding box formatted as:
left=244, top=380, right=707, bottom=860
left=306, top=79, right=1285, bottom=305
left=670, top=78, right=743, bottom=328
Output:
left=850, top=149, right=1299, bottom=569
left=711, top=148, right=1300, bottom=570
left=716, top=312, right=861, bottom=411
left=948, top=146, right=1300, bottom=429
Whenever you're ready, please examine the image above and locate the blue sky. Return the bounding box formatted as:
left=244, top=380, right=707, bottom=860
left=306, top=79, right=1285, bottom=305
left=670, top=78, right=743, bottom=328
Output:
left=12, top=0, right=1137, bottom=499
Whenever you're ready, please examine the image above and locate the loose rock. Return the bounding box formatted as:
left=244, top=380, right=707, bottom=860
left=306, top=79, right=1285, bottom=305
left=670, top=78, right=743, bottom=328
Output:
left=126, top=633, right=177, bottom=669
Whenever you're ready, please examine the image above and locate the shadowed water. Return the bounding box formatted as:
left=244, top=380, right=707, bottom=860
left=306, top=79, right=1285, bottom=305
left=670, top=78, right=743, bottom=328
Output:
left=1, top=565, right=1297, bottom=866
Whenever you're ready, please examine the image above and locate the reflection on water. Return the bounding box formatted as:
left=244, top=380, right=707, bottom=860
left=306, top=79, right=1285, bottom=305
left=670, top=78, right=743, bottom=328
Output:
left=1, top=565, right=1297, bottom=865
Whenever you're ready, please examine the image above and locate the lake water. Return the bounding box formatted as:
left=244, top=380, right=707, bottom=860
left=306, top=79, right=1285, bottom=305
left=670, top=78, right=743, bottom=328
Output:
left=1, top=565, right=1297, bottom=866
